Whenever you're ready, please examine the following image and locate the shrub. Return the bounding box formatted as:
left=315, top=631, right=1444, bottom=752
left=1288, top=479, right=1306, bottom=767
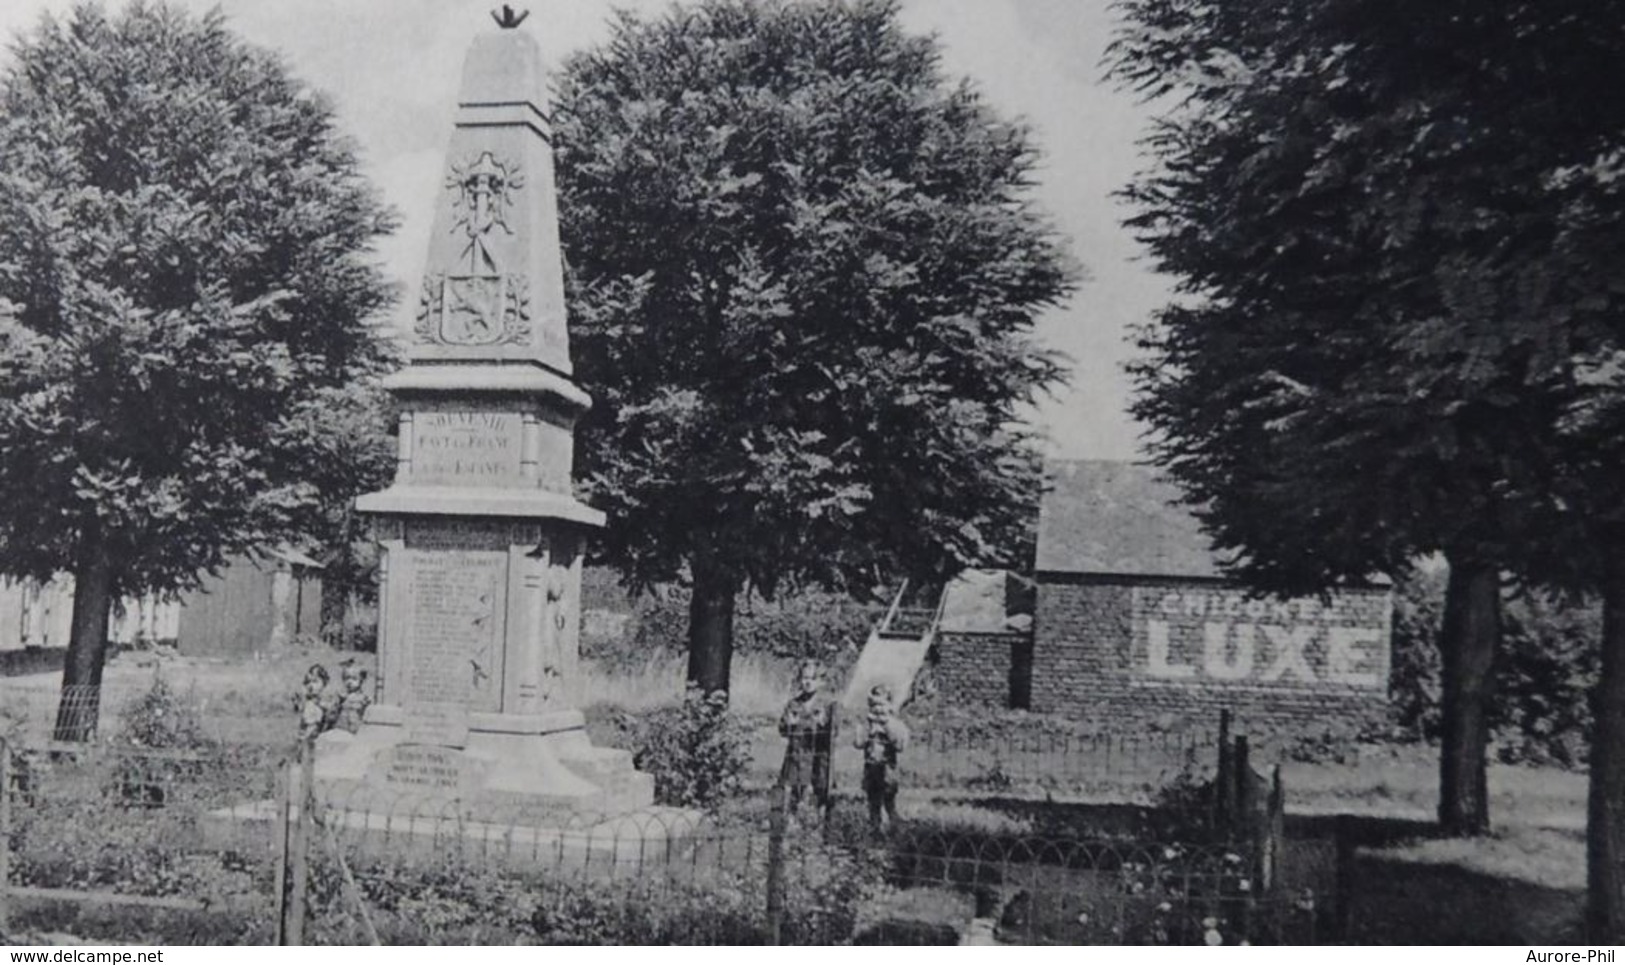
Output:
left=1107, top=844, right=1310, bottom=945
left=11, top=774, right=261, bottom=902
left=531, top=878, right=763, bottom=945
left=1390, top=569, right=1446, bottom=741
left=7, top=903, right=269, bottom=946
left=1272, top=716, right=1385, bottom=765
left=776, top=832, right=889, bottom=944
left=323, top=604, right=378, bottom=653
left=106, top=673, right=216, bottom=809
left=116, top=673, right=211, bottom=751
left=629, top=686, right=750, bottom=808
left=303, top=834, right=885, bottom=944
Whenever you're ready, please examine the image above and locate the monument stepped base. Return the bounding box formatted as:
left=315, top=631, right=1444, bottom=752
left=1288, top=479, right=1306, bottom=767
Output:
left=202, top=704, right=688, bottom=874
left=309, top=705, right=655, bottom=822
left=202, top=799, right=704, bottom=875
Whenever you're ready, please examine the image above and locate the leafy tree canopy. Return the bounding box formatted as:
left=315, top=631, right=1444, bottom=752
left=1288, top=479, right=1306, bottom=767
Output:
left=1108, top=0, right=1625, bottom=595
left=0, top=1, right=398, bottom=599
left=553, top=0, right=1079, bottom=688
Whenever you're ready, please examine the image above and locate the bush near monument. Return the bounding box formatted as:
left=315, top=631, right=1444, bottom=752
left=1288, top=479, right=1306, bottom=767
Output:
left=115, top=674, right=213, bottom=752
left=625, top=686, right=752, bottom=809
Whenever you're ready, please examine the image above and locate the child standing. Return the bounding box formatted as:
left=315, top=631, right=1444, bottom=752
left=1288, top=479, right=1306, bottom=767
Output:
left=330, top=660, right=372, bottom=734
left=778, top=660, right=837, bottom=817
left=855, top=683, right=909, bottom=830
left=294, top=664, right=336, bottom=743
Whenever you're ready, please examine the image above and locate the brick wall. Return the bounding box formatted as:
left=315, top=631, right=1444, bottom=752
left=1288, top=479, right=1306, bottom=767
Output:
left=934, top=631, right=1027, bottom=708
left=1028, top=575, right=1391, bottom=731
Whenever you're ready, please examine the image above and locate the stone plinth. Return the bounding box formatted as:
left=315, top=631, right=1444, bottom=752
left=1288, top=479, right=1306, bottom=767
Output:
left=315, top=707, right=653, bottom=824
left=328, top=492, right=653, bottom=818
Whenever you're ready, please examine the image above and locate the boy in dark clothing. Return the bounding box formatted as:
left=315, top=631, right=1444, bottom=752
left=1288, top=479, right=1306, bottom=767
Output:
left=778, top=660, right=837, bottom=817
left=855, top=683, right=909, bottom=830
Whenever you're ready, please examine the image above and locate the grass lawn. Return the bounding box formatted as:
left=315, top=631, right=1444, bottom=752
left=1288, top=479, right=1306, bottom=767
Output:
left=1347, top=825, right=1585, bottom=943
left=1280, top=748, right=1586, bottom=831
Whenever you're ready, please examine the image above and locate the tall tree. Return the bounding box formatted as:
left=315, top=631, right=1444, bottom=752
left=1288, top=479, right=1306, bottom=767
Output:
left=1541, top=147, right=1625, bottom=943
left=553, top=0, right=1079, bottom=695
left=0, top=2, right=397, bottom=739
left=1108, top=0, right=1625, bottom=838
left=1114, top=0, right=1625, bottom=933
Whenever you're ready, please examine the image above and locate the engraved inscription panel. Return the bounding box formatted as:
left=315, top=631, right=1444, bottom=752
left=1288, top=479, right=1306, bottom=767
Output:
left=411, top=411, right=523, bottom=485
left=373, top=744, right=488, bottom=795
left=400, top=548, right=508, bottom=728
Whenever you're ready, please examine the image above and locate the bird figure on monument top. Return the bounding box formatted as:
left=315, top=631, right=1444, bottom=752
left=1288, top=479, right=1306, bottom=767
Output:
left=492, top=5, right=529, bottom=29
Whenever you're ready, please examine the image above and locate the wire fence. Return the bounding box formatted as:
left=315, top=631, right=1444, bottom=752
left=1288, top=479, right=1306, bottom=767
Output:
left=5, top=683, right=1309, bottom=804
left=0, top=737, right=283, bottom=942
left=1, top=684, right=107, bottom=743
left=894, top=727, right=1215, bottom=799
left=0, top=683, right=1352, bottom=944
left=0, top=725, right=1338, bottom=946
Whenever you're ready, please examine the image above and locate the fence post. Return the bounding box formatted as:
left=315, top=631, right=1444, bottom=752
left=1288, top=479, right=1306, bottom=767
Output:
left=1257, top=763, right=1284, bottom=894
left=1334, top=814, right=1356, bottom=941
left=281, top=740, right=315, bottom=945
left=0, top=736, right=11, bottom=937
left=1234, top=736, right=1252, bottom=829
left=272, top=753, right=292, bottom=944
left=766, top=783, right=788, bottom=944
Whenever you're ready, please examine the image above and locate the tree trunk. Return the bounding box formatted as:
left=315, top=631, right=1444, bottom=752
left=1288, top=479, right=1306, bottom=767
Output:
left=320, top=581, right=347, bottom=646
left=1437, top=553, right=1501, bottom=836
left=53, top=531, right=116, bottom=742
left=1588, top=540, right=1625, bottom=942
left=686, top=556, right=740, bottom=699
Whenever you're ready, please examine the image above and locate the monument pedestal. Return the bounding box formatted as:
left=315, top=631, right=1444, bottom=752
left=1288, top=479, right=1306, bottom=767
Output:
left=308, top=506, right=655, bottom=819
left=302, top=18, right=662, bottom=827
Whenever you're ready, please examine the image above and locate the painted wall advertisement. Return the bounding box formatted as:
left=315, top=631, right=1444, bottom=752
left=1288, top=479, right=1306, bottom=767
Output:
left=1130, top=586, right=1392, bottom=690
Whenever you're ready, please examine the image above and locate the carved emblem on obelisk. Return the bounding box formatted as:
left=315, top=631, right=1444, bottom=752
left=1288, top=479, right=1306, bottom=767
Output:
left=449, top=151, right=522, bottom=274
left=415, top=150, right=534, bottom=347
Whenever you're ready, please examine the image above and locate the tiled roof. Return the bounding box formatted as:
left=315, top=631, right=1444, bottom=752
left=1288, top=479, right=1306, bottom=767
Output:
left=1035, top=459, right=1227, bottom=578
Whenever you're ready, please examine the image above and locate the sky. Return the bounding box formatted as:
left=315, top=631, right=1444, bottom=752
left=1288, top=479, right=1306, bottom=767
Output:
left=0, top=0, right=1173, bottom=463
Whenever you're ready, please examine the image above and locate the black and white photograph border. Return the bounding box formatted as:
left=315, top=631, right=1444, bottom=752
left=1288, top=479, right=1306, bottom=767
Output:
left=0, top=0, right=1616, bottom=949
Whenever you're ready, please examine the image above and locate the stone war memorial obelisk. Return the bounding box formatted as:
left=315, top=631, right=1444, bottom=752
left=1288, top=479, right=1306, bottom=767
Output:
left=313, top=8, right=655, bottom=824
